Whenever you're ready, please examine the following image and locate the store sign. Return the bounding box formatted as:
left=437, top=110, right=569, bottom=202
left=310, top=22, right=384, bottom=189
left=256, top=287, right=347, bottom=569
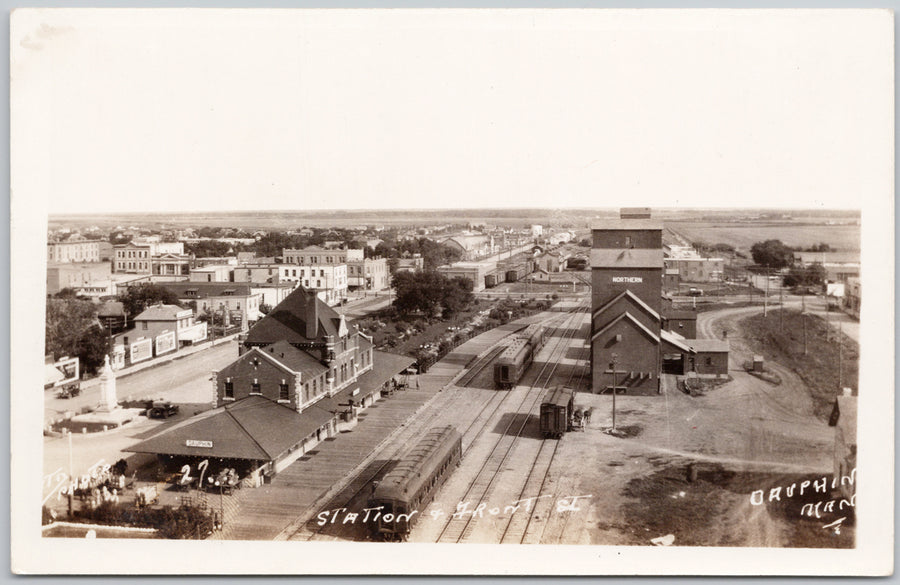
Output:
left=186, top=440, right=213, bottom=448
left=612, top=276, right=643, bottom=283
left=155, top=330, right=176, bottom=356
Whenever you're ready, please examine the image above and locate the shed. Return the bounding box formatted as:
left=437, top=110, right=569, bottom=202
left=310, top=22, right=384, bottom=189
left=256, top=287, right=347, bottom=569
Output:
left=687, top=339, right=730, bottom=375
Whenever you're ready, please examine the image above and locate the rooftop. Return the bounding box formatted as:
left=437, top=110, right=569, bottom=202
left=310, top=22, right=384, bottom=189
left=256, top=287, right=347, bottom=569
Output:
left=591, top=219, right=663, bottom=231
left=134, top=304, right=190, bottom=321
left=125, top=395, right=334, bottom=462
left=688, top=338, right=730, bottom=353
left=591, top=248, right=664, bottom=268
left=245, top=286, right=342, bottom=344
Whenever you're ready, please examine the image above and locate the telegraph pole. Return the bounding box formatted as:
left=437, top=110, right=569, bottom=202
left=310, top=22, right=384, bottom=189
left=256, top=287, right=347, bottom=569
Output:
left=610, top=353, right=619, bottom=430
left=838, top=319, right=843, bottom=389
left=764, top=267, right=769, bottom=316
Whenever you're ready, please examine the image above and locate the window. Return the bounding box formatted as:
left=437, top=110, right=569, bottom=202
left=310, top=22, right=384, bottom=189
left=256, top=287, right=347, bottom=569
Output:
left=279, top=381, right=289, bottom=400
left=319, top=269, right=325, bottom=277
left=251, top=381, right=261, bottom=394
left=292, top=269, right=297, bottom=277
left=237, top=302, right=240, bottom=310
left=317, top=280, right=321, bottom=287
left=224, top=380, right=234, bottom=398
left=705, top=357, right=713, bottom=366
left=141, top=322, right=148, bottom=330
left=625, top=236, right=632, bottom=247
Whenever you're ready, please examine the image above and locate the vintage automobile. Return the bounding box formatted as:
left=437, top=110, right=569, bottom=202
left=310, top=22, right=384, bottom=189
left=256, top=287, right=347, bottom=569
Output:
left=54, top=383, right=81, bottom=399
left=148, top=401, right=180, bottom=419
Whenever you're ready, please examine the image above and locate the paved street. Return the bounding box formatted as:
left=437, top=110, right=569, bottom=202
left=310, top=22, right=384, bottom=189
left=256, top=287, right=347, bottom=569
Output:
left=44, top=340, right=241, bottom=425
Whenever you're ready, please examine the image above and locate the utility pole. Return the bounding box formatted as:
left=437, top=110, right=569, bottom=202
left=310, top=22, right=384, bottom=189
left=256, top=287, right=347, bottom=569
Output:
left=838, top=319, right=843, bottom=389
left=764, top=267, right=769, bottom=316
left=610, top=353, right=619, bottom=430
left=779, top=279, right=784, bottom=331
left=803, top=313, right=808, bottom=355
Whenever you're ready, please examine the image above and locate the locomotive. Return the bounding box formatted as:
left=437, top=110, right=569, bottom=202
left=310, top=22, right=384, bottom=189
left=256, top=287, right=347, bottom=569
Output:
left=493, top=324, right=546, bottom=389
left=540, top=386, right=575, bottom=439
left=368, top=426, right=463, bottom=541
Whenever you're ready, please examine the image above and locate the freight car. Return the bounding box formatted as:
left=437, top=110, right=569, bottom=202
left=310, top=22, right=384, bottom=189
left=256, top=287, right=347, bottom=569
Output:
left=485, top=273, right=499, bottom=289
left=368, top=426, right=462, bottom=541
left=493, top=324, right=546, bottom=389
left=540, top=386, right=574, bottom=439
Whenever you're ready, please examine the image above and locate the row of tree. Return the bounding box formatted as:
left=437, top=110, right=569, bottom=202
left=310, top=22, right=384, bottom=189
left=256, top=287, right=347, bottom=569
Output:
left=391, top=270, right=474, bottom=319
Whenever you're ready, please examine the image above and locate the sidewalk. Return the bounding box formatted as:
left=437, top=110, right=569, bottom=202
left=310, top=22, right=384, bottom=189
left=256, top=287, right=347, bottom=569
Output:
left=79, top=333, right=241, bottom=390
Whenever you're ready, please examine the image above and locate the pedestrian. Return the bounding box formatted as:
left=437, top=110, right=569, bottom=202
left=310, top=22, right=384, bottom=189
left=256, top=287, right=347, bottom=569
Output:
left=583, top=407, right=592, bottom=429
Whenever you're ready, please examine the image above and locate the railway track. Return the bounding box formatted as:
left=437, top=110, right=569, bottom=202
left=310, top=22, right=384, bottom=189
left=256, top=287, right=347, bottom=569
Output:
left=434, top=301, right=589, bottom=543
left=286, top=307, right=582, bottom=542
left=517, top=334, right=591, bottom=545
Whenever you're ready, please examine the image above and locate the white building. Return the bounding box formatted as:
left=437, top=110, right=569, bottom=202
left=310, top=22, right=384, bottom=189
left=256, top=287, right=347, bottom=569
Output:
left=279, top=263, right=348, bottom=306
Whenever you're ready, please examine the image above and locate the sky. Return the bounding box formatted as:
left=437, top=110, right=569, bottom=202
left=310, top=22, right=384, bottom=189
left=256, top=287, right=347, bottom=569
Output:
left=10, top=9, right=894, bottom=214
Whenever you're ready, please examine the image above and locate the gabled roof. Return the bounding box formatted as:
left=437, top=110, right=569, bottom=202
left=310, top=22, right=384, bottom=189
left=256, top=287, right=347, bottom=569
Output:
left=591, top=248, right=664, bottom=269
left=660, top=329, right=692, bottom=353
left=245, top=285, right=341, bottom=345
left=125, top=395, right=334, bottom=461
left=135, top=304, right=188, bottom=321
left=593, top=290, right=661, bottom=321
left=254, top=341, right=329, bottom=379
left=590, top=311, right=660, bottom=343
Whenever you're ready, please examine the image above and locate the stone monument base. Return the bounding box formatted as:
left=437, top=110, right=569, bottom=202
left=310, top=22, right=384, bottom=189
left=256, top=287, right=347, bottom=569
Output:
left=70, top=408, right=143, bottom=429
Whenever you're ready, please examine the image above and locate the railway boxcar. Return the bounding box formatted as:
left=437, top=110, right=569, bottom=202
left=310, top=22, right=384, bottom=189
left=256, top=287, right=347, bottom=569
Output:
left=485, top=273, right=498, bottom=289
left=540, top=386, right=574, bottom=439
left=493, top=324, right=545, bottom=389
left=368, top=426, right=462, bottom=541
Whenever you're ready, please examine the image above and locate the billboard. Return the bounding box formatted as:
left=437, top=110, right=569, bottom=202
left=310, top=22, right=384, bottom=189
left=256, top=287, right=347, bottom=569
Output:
left=129, top=338, right=152, bottom=364
left=155, top=330, right=176, bottom=356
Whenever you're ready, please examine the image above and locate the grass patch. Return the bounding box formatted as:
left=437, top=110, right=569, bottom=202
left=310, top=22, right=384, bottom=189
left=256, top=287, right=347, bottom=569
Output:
left=740, top=310, right=858, bottom=419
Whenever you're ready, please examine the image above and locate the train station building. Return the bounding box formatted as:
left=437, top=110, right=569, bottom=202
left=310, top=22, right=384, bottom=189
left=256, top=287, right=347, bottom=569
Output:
left=127, top=285, right=414, bottom=486
left=590, top=210, right=729, bottom=394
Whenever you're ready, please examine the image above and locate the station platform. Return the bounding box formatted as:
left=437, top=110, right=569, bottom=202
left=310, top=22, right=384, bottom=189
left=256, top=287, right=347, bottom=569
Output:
left=211, top=316, right=546, bottom=541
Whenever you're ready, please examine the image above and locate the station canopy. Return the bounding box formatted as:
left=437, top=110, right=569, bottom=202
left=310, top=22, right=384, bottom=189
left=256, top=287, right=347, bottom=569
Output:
left=126, top=395, right=334, bottom=462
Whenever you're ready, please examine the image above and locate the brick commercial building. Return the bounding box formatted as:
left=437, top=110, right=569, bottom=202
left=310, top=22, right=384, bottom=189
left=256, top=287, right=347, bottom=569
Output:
left=591, top=210, right=729, bottom=395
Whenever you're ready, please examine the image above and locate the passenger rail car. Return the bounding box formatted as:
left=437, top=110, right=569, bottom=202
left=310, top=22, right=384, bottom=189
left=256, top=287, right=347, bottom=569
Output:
left=368, top=426, right=462, bottom=541
left=540, top=386, right=574, bottom=439
left=493, top=324, right=546, bottom=389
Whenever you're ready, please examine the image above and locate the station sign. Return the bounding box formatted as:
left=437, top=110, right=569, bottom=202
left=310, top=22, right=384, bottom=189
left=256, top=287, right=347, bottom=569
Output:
left=186, top=440, right=213, bottom=448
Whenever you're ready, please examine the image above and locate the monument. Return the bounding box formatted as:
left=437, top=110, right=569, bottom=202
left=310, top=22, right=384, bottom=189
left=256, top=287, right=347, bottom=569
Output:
left=96, top=355, right=118, bottom=413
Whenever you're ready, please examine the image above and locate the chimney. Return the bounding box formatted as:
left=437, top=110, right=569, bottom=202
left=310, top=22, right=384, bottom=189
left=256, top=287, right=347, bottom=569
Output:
left=305, top=289, right=319, bottom=339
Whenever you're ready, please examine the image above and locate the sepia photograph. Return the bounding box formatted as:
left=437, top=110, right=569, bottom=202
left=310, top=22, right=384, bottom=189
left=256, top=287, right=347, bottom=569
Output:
left=10, top=7, right=894, bottom=575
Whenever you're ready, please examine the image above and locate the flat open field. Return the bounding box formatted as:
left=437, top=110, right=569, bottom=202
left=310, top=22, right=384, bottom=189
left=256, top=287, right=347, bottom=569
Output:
left=669, top=221, right=860, bottom=253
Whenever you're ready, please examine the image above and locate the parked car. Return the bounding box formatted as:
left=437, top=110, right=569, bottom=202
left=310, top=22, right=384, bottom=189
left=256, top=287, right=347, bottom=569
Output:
left=148, top=401, right=179, bottom=419
left=687, top=288, right=704, bottom=296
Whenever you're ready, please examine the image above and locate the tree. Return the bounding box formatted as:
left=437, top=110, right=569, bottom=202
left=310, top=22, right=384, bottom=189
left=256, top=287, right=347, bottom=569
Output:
left=441, top=277, right=474, bottom=317
left=119, top=284, right=183, bottom=319
left=750, top=239, right=794, bottom=269
left=46, top=298, right=97, bottom=361
left=75, top=324, right=111, bottom=375
left=783, top=262, right=827, bottom=288
left=259, top=303, right=272, bottom=315
left=392, top=270, right=473, bottom=319
left=185, top=240, right=232, bottom=258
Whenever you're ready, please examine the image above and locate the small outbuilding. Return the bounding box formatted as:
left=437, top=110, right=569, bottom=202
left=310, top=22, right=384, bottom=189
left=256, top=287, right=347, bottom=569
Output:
left=687, top=339, right=730, bottom=375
